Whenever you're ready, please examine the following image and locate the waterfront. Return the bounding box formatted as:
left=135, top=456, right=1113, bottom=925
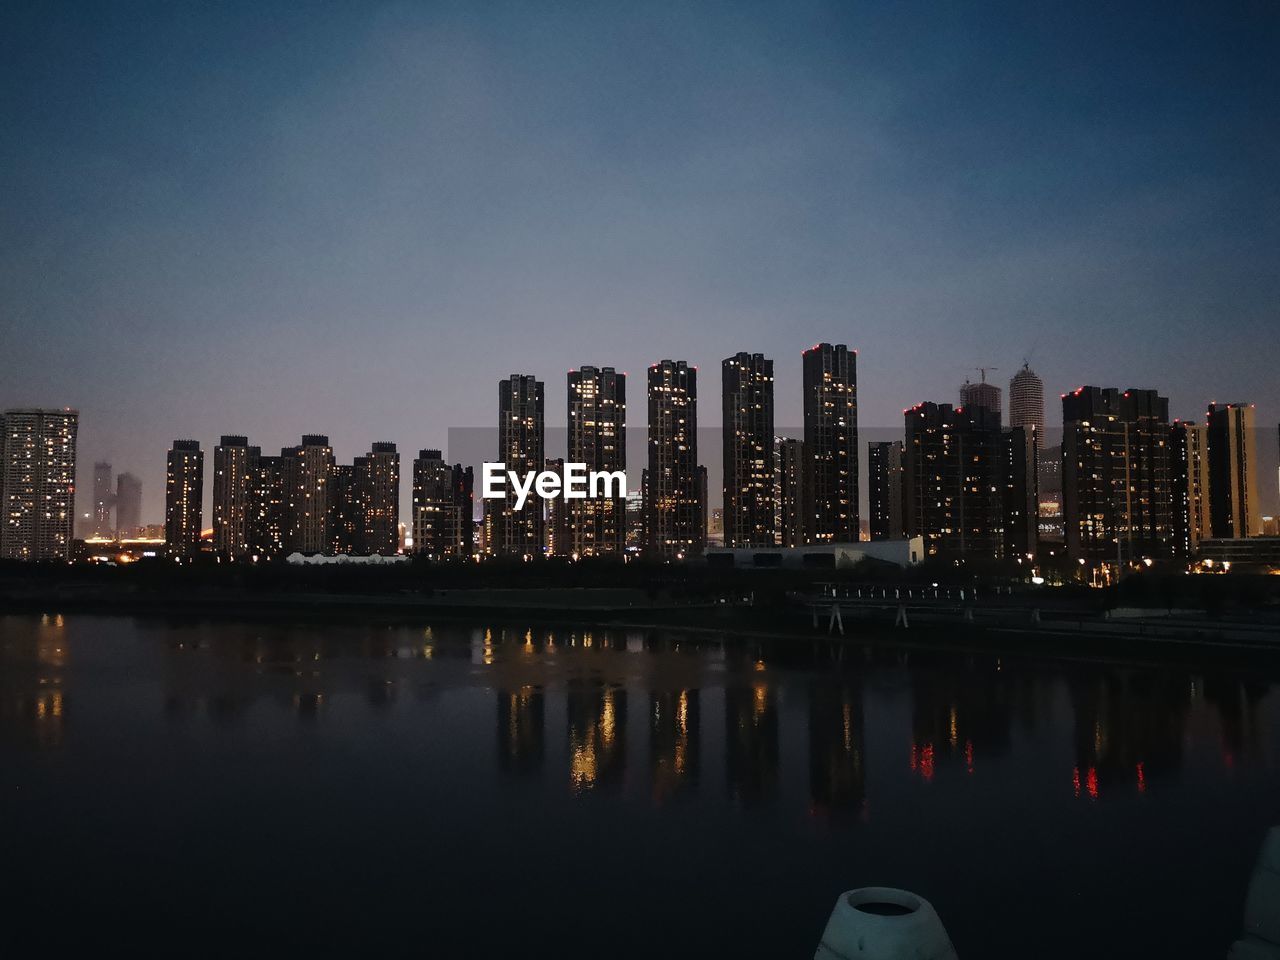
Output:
left=2, top=613, right=1277, bottom=956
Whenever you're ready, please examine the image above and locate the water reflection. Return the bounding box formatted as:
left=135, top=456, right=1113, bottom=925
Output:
left=809, top=682, right=865, bottom=817
left=651, top=689, right=700, bottom=802
left=2, top=616, right=1277, bottom=814
left=725, top=681, right=779, bottom=806
left=498, top=685, right=544, bottom=776
left=567, top=681, right=626, bottom=794
left=1069, top=672, right=1189, bottom=798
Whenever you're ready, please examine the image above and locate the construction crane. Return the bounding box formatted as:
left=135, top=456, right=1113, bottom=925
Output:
left=972, top=366, right=999, bottom=384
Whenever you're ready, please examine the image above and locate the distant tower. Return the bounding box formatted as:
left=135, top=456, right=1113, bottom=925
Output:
left=360, top=442, right=401, bottom=555
left=722, top=352, right=775, bottom=547
left=960, top=368, right=1003, bottom=422
left=1207, top=403, right=1262, bottom=539
left=491, top=375, right=545, bottom=557
left=1170, top=420, right=1211, bottom=556
left=802, top=343, right=858, bottom=543
left=411, top=449, right=473, bottom=559
left=867, top=441, right=904, bottom=541
left=1008, top=362, right=1044, bottom=435
left=646, top=360, right=703, bottom=557
left=1061, top=388, right=1173, bottom=564
left=213, top=436, right=254, bottom=560
left=285, top=435, right=334, bottom=555
left=165, top=439, right=204, bottom=558
left=115, top=472, right=142, bottom=538
left=774, top=437, right=807, bottom=548
left=0, top=408, right=79, bottom=560
left=92, top=461, right=115, bottom=537
left=567, top=366, right=627, bottom=556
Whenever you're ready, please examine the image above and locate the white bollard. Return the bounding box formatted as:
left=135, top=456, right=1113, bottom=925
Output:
left=815, top=887, right=957, bottom=960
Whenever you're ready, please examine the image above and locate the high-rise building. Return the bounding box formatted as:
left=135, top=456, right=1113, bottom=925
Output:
left=92, top=461, right=114, bottom=537
left=1207, top=403, right=1262, bottom=539
left=960, top=374, right=1003, bottom=421
left=164, top=439, right=204, bottom=558
left=361, top=442, right=400, bottom=555
left=247, top=454, right=287, bottom=558
left=329, top=462, right=360, bottom=554
left=285, top=435, right=334, bottom=555
left=567, top=366, right=626, bottom=556
left=491, top=375, right=545, bottom=557
left=867, top=441, right=905, bottom=541
left=0, top=408, right=79, bottom=560
left=212, top=436, right=254, bottom=560
left=1009, top=362, right=1057, bottom=543
left=775, top=437, right=807, bottom=548
left=1170, top=420, right=1211, bottom=556
left=802, top=344, right=858, bottom=543
left=1003, top=426, right=1038, bottom=560
left=411, top=449, right=473, bottom=559
left=721, top=353, right=775, bottom=547
left=544, top=457, right=571, bottom=557
left=646, top=360, right=703, bottom=557
left=1061, top=388, right=1173, bottom=565
left=903, top=403, right=1004, bottom=559
left=1009, top=363, right=1045, bottom=435
left=115, top=472, right=142, bottom=538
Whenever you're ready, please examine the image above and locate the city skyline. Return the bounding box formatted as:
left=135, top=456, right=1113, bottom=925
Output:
left=54, top=354, right=1280, bottom=534
left=2, top=2, right=1276, bottom=528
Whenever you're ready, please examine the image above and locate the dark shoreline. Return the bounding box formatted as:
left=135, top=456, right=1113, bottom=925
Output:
left=6, top=583, right=1280, bottom=674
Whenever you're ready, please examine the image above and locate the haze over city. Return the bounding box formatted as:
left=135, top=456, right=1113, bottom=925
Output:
left=2, top=0, right=1277, bottom=524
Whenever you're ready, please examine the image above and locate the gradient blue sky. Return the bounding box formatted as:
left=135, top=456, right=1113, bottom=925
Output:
left=2, top=0, right=1277, bottom=523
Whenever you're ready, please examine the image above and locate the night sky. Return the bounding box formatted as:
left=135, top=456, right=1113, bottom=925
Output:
left=2, top=0, right=1277, bottom=524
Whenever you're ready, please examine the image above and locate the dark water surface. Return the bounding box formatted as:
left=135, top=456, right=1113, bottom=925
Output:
left=2, top=613, right=1277, bottom=956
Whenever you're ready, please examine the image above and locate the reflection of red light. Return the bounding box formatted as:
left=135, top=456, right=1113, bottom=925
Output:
left=920, top=743, right=935, bottom=782
left=1086, top=767, right=1099, bottom=800
left=1136, top=762, right=1146, bottom=794
left=965, top=739, right=974, bottom=775
left=909, top=742, right=918, bottom=771
left=1072, top=766, right=1081, bottom=798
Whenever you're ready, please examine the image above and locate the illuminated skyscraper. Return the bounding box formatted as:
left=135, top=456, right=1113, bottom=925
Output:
left=115, top=472, right=141, bottom=537
left=92, top=461, right=114, bottom=537
left=1009, top=363, right=1044, bottom=435
left=164, top=439, right=204, bottom=558
left=213, top=436, right=254, bottom=560
left=1170, top=420, right=1211, bottom=556
left=247, top=455, right=287, bottom=558
left=802, top=344, right=858, bottom=543
left=0, top=408, right=79, bottom=560
left=867, top=440, right=904, bottom=541
left=1061, top=388, right=1173, bottom=564
left=775, top=437, right=807, bottom=548
left=903, top=403, right=1004, bottom=559
left=491, top=375, right=545, bottom=557
left=285, top=435, right=334, bottom=555
left=411, top=449, right=473, bottom=559
left=567, top=366, right=626, bottom=556
left=1207, top=403, right=1262, bottom=539
left=646, top=360, right=703, bottom=557
left=360, top=442, right=400, bottom=555
left=722, top=353, right=775, bottom=547
left=1003, top=425, right=1038, bottom=559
